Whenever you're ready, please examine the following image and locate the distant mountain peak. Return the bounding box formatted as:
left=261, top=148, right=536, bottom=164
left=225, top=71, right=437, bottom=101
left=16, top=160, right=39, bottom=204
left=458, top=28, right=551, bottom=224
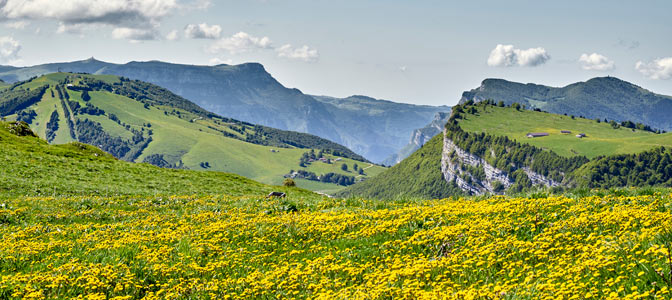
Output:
left=584, top=76, right=634, bottom=86
left=0, top=58, right=449, bottom=163
left=236, top=62, right=266, bottom=71
left=460, top=76, right=672, bottom=131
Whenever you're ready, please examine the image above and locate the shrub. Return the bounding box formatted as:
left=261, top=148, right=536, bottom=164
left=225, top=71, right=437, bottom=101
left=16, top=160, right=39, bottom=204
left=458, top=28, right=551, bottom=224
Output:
left=283, top=178, right=296, bottom=187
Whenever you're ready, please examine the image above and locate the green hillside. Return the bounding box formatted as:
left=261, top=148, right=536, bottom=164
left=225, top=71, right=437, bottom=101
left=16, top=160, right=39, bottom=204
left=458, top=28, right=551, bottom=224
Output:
left=0, top=59, right=450, bottom=163
left=342, top=102, right=672, bottom=198
left=457, top=104, right=672, bottom=158
left=337, top=134, right=461, bottom=199
left=0, top=120, right=321, bottom=200
left=0, top=73, right=385, bottom=193
left=460, top=77, right=672, bottom=131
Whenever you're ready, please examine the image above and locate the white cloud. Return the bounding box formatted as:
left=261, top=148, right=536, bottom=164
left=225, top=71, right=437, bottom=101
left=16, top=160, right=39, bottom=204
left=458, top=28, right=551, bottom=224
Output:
left=165, top=29, right=179, bottom=41
left=111, top=27, right=157, bottom=41
left=4, top=20, right=28, bottom=29
left=56, top=22, right=91, bottom=34
left=487, top=44, right=550, bottom=67
left=0, top=36, right=21, bottom=63
left=399, top=66, right=407, bottom=72
left=276, top=44, right=319, bottom=62
left=186, top=0, right=211, bottom=10
left=207, top=31, right=319, bottom=63
left=0, top=0, right=177, bottom=40
left=184, top=23, right=221, bottom=39
left=209, top=32, right=272, bottom=54
left=635, top=57, right=672, bottom=80
left=0, top=0, right=176, bottom=26
left=579, top=53, right=615, bottom=71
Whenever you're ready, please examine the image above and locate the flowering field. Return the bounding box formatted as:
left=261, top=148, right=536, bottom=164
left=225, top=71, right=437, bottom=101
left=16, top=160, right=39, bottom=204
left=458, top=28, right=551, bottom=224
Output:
left=1, top=193, right=672, bottom=299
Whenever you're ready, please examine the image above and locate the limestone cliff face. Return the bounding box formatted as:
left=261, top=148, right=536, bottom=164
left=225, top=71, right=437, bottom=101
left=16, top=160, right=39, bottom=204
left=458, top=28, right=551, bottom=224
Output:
left=439, top=129, right=560, bottom=195
left=381, top=111, right=450, bottom=166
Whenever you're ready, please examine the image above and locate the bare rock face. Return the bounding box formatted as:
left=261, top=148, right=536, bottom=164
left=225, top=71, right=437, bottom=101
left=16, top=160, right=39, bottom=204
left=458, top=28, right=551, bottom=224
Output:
left=439, top=129, right=559, bottom=195
left=5, top=121, right=37, bottom=137
left=440, top=131, right=511, bottom=195
left=522, top=167, right=561, bottom=187
left=382, top=111, right=451, bottom=166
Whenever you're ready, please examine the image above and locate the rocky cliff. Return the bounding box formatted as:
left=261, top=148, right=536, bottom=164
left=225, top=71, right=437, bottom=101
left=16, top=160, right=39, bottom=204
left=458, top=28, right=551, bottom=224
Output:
left=381, top=111, right=450, bottom=166
left=439, top=129, right=560, bottom=196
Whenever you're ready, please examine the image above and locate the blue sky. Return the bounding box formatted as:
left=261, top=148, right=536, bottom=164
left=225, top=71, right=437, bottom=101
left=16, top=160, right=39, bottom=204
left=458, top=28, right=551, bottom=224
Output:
left=0, top=0, right=670, bottom=106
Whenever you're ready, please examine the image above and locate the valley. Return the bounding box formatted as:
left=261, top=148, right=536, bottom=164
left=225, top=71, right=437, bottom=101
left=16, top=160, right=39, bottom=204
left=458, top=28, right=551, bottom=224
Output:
left=341, top=101, right=672, bottom=199
left=0, top=73, right=386, bottom=193
left=0, top=59, right=449, bottom=163
left=1, top=1, right=670, bottom=299
left=1, top=119, right=670, bottom=299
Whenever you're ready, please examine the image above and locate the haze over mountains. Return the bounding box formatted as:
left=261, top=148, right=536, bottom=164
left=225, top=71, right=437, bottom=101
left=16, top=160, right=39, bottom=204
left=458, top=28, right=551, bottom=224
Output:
left=381, top=111, right=450, bottom=166
left=0, top=72, right=387, bottom=192
left=377, top=76, right=672, bottom=167
left=0, top=58, right=448, bottom=163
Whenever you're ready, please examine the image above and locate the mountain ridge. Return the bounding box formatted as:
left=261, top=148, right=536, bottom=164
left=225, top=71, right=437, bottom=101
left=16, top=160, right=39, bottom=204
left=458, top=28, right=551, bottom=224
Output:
left=339, top=102, right=672, bottom=199
left=0, top=72, right=389, bottom=192
left=381, top=111, right=450, bottom=166
left=460, top=76, right=672, bottom=131
left=0, top=59, right=447, bottom=163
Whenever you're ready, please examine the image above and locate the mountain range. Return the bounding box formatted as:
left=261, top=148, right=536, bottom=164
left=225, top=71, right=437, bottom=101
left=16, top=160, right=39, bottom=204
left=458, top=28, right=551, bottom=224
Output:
left=0, top=72, right=386, bottom=192
left=460, top=76, right=672, bottom=131
left=340, top=101, right=672, bottom=199
left=381, top=111, right=450, bottom=166
left=379, top=76, right=672, bottom=167
left=0, top=58, right=448, bottom=163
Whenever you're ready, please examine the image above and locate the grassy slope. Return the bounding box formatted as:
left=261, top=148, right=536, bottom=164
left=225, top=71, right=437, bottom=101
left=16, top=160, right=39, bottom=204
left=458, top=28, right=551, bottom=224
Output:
left=343, top=105, right=672, bottom=199
left=457, top=105, right=672, bottom=159
left=4, top=73, right=386, bottom=192
left=0, top=121, right=320, bottom=200
left=337, top=134, right=460, bottom=199
left=86, top=90, right=383, bottom=188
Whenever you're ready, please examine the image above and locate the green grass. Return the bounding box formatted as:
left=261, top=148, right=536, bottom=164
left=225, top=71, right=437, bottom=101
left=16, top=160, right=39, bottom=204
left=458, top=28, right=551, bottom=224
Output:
left=84, top=91, right=384, bottom=185
left=2, top=186, right=670, bottom=298
left=0, top=121, right=321, bottom=200
left=337, top=134, right=461, bottom=199
left=458, top=105, right=672, bottom=158
left=293, top=178, right=348, bottom=194
left=3, top=73, right=386, bottom=192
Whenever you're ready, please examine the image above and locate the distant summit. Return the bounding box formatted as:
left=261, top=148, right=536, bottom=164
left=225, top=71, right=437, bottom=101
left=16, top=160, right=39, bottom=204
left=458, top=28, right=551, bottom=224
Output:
left=0, top=59, right=447, bottom=162
left=459, top=76, right=672, bottom=130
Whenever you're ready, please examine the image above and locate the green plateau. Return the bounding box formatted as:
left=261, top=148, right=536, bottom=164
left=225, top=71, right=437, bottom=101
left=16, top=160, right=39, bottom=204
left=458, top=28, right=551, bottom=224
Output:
left=340, top=102, right=672, bottom=199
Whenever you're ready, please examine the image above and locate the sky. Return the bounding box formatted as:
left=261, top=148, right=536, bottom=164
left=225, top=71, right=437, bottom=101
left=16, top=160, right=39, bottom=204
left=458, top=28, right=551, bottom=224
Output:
left=0, top=0, right=670, bottom=106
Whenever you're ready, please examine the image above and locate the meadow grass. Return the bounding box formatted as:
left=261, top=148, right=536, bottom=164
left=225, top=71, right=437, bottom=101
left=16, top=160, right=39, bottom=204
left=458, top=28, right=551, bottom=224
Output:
left=1, top=191, right=671, bottom=299
left=458, top=105, right=672, bottom=158
left=0, top=121, right=320, bottom=200
left=6, top=73, right=386, bottom=192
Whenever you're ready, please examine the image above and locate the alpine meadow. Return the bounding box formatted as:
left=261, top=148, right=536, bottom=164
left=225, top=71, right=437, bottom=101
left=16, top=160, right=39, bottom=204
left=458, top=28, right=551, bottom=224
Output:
left=1, top=1, right=672, bottom=299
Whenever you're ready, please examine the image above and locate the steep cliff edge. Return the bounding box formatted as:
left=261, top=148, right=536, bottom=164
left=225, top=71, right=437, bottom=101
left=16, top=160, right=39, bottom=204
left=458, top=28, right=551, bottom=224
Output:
left=440, top=129, right=561, bottom=195
left=382, top=111, right=450, bottom=166
left=340, top=101, right=672, bottom=199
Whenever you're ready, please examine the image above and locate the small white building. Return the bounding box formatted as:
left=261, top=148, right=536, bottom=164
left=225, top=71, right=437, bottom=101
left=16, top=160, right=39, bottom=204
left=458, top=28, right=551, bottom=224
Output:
left=526, top=132, right=549, bottom=138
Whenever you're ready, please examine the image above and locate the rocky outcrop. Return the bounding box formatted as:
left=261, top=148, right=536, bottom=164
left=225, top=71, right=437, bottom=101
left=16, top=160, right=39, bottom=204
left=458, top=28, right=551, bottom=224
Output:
left=382, top=111, right=450, bottom=166
left=440, top=129, right=560, bottom=195
left=440, top=131, right=512, bottom=195
left=522, top=167, right=561, bottom=187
